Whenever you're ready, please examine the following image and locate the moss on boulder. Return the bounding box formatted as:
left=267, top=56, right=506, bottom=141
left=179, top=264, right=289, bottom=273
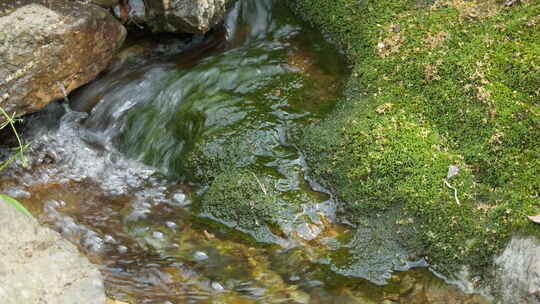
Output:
left=289, top=0, right=540, bottom=275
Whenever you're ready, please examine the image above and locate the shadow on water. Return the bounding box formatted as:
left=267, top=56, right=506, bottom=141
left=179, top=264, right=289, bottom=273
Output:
left=0, top=0, right=490, bottom=303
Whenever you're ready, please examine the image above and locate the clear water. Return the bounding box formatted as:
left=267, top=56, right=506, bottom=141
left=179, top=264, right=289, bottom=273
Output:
left=0, top=0, right=489, bottom=303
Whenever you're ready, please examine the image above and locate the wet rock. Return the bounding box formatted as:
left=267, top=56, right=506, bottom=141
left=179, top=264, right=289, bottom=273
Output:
left=494, top=236, right=540, bottom=304
left=0, top=0, right=126, bottom=121
left=199, top=167, right=334, bottom=247
left=104, top=34, right=190, bottom=73
left=114, top=0, right=236, bottom=34
left=0, top=197, right=105, bottom=304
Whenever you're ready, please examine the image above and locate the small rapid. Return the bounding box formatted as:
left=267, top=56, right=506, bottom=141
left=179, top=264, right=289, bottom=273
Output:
left=0, top=0, right=490, bottom=303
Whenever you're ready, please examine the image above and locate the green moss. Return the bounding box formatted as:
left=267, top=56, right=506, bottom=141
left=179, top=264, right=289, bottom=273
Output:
left=180, top=132, right=254, bottom=183
left=289, top=0, right=540, bottom=275
left=199, top=169, right=295, bottom=244
left=201, top=170, right=277, bottom=225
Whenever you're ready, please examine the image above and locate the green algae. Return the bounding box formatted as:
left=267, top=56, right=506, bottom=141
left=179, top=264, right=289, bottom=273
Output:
left=289, top=0, right=540, bottom=276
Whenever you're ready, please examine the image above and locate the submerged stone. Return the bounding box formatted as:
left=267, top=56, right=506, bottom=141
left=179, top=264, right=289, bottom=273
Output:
left=322, top=208, right=425, bottom=285
left=200, top=169, right=327, bottom=246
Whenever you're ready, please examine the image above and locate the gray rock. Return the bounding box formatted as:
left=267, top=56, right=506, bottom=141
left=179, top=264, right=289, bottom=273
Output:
left=0, top=197, right=106, bottom=304
left=0, top=0, right=126, bottom=122
left=114, top=0, right=235, bottom=34
left=494, top=236, right=540, bottom=304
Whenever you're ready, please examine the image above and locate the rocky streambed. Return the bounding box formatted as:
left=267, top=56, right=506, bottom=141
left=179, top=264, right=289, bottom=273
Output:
left=0, top=0, right=537, bottom=303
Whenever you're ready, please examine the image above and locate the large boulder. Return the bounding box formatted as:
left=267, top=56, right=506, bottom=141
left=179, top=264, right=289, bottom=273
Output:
left=0, top=197, right=106, bottom=304
left=0, top=0, right=126, bottom=121
left=494, top=236, right=540, bottom=303
left=114, top=0, right=235, bottom=34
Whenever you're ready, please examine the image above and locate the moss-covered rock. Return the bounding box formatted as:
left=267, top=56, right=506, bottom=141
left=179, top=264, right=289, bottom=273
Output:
left=200, top=169, right=298, bottom=245
left=289, top=0, right=540, bottom=276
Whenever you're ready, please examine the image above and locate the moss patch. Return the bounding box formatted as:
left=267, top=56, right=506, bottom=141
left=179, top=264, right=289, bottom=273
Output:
left=199, top=169, right=292, bottom=244
left=289, top=0, right=540, bottom=275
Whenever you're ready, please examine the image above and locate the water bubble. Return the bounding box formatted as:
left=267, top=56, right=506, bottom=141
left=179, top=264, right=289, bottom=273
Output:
left=117, top=245, right=128, bottom=254
left=306, top=280, right=324, bottom=288
left=173, top=193, right=186, bottom=202
left=83, top=233, right=104, bottom=253
left=193, top=251, right=209, bottom=262
left=171, top=193, right=191, bottom=206
left=211, top=281, right=224, bottom=292
left=103, top=235, right=115, bottom=243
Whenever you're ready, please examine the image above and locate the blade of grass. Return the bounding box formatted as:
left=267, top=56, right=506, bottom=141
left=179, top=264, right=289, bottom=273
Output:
left=0, top=194, right=33, bottom=218
left=0, top=107, right=28, bottom=168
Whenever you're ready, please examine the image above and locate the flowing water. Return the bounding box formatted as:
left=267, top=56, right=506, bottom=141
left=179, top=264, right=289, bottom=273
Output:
left=1, top=1, right=490, bottom=303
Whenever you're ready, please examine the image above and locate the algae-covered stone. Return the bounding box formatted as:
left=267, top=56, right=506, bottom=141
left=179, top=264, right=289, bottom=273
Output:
left=0, top=196, right=106, bottom=304
left=200, top=169, right=319, bottom=246
left=0, top=0, right=126, bottom=121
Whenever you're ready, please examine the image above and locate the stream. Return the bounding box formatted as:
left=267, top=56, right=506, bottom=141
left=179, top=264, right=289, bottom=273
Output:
left=1, top=0, right=489, bottom=303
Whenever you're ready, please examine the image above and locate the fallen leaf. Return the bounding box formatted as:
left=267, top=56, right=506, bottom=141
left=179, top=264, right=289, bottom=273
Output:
left=527, top=215, right=540, bottom=224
